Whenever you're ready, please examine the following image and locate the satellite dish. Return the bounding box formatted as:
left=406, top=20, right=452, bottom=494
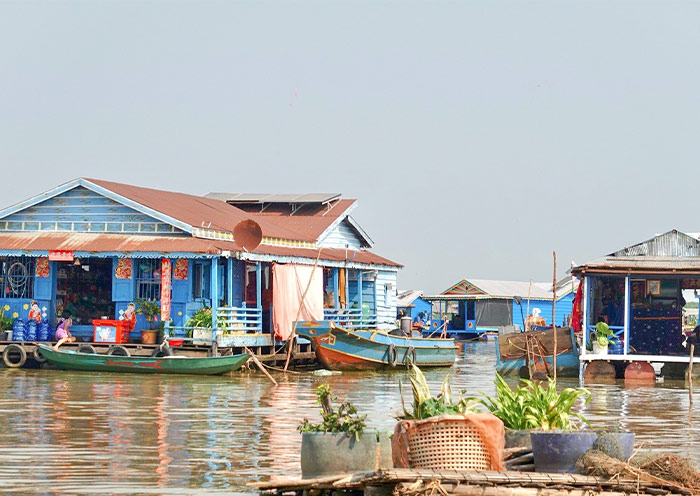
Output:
left=233, top=219, right=263, bottom=251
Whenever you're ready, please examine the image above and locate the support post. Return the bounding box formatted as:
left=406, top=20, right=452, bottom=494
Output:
left=256, top=262, right=262, bottom=310
left=226, top=258, right=233, bottom=307
left=210, top=258, right=219, bottom=329
left=552, top=251, right=557, bottom=382
left=623, top=275, right=630, bottom=355
left=332, top=268, right=339, bottom=308
left=582, top=276, right=588, bottom=355
left=358, top=270, right=364, bottom=327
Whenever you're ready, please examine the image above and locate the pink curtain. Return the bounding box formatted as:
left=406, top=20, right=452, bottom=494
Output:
left=272, top=264, right=324, bottom=341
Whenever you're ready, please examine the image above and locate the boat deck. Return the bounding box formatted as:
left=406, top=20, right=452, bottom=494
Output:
left=250, top=468, right=688, bottom=496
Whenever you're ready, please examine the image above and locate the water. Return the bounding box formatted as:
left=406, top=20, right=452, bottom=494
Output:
left=0, top=341, right=698, bottom=495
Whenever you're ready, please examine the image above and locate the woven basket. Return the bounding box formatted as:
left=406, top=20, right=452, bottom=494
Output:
left=396, top=415, right=492, bottom=470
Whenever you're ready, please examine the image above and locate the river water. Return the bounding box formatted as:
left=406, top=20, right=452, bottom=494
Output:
left=0, top=341, right=698, bottom=495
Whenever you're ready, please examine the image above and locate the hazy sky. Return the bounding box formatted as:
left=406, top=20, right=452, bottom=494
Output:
left=2, top=1, right=699, bottom=293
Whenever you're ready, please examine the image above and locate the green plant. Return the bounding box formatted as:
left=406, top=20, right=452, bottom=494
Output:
left=298, top=383, right=367, bottom=440
left=594, top=322, right=615, bottom=347
left=475, top=373, right=590, bottom=431
left=0, top=308, right=12, bottom=331
left=135, top=299, right=160, bottom=329
left=397, top=364, right=478, bottom=420
left=185, top=307, right=212, bottom=336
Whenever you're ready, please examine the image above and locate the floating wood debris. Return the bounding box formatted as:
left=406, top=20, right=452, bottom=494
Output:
left=249, top=468, right=690, bottom=496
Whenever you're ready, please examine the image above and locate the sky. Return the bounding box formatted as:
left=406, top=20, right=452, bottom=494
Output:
left=2, top=1, right=700, bottom=294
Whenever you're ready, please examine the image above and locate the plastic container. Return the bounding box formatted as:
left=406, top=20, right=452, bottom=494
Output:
left=12, top=319, right=26, bottom=341
left=92, top=320, right=129, bottom=344
left=37, top=321, right=50, bottom=341
left=26, top=320, right=37, bottom=341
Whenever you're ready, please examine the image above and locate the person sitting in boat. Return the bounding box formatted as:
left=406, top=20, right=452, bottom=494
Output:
left=28, top=300, right=41, bottom=323
left=413, top=311, right=429, bottom=330
left=54, top=312, right=76, bottom=350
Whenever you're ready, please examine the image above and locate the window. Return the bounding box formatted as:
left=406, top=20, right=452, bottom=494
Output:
left=135, top=259, right=162, bottom=300
left=192, top=261, right=211, bottom=301
left=0, top=256, right=35, bottom=299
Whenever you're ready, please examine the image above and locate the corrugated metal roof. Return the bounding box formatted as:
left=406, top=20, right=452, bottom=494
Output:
left=427, top=278, right=576, bottom=301
left=245, top=245, right=402, bottom=268
left=610, top=230, right=700, bottom=257
left=0, top=232, right=231, bottom=254
left=397, top=290, right=424, bottom=307
left=575, top=256, right=700, bottom=272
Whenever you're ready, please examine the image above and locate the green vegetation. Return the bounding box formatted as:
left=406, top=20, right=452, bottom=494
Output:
left=0, top=308, right=12, bottom=331
left=185, top=307, right=212, bottom=331
left=135, top=299, right=160, bottom=329
left=298, top=383, right=367, bottom=440
left=397, top=364, right=478, bottom=420
left=594, top=322, right=616, bottom=347
left=475, top=373, right=590, bottom=431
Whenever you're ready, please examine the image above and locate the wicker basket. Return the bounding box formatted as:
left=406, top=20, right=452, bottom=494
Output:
left=394, top=414, right=499, bottom=470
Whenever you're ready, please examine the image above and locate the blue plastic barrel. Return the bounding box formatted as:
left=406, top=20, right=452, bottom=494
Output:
left=26, top=320, right=37, bottom=341
left=12, top=319, right=26, bottom=341
left=609, top=339, right=624, bottom=354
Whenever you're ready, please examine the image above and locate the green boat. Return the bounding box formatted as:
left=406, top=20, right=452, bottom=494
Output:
left=37, top=344, right=250, bottom=375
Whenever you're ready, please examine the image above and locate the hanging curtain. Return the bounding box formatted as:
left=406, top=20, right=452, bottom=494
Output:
left=272, top=264, right=323, bottom=341
left=338, top=268, right=347, bottom=308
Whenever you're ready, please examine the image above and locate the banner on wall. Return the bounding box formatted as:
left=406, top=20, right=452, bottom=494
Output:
left=160, top=258, right=172, bottom=322
left=48, top=250, right=74, bottom=262
left=35, top=258, right=50, bottom=278
left=115, top=258, right=133, bottom=279
left=174, top=258, right=188, bottom=280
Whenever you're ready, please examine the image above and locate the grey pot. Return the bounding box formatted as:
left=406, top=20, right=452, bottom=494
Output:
left=505, top=429, right=533, bottom=449
left=531, top=431, right=635, bottom=473
left=300, top=431, right=392, bottom=478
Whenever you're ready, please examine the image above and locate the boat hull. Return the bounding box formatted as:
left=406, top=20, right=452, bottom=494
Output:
left=495, top=327, right=580, bottom=377
left=37, top=345, right=249, bottom=375
left=296, top=321, right=457, bottom=371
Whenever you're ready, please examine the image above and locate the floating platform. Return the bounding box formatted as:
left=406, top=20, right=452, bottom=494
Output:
left=250, top=468, right=688, bottom=496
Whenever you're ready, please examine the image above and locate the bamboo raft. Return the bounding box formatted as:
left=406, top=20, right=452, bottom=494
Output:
left=250, top=469, right=690, bottom=496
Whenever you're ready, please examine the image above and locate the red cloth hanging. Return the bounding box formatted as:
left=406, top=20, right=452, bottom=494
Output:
left=571, top=281, right=583, bottom=335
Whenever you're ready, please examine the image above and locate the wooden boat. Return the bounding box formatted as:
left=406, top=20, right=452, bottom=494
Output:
left=495, top=327, right=580, bottom=377
left=36, top=344, right=249, bottom=375
left=295, top=320, right=457, bottom=371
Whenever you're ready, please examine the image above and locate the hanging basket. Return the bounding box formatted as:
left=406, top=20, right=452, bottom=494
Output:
left=392, top=413, right=505, bottom=471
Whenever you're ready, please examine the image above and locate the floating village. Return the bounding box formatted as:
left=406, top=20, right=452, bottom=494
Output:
left=1, top=178, right=700, bottom=495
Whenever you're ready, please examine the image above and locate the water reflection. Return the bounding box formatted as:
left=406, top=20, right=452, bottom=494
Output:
left=0, top=342, right=698, bottom=494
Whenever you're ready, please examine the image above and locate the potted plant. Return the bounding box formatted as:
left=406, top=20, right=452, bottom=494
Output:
left=185, top=307, right=213, bottom=345
left=393, top=365, right=505, bottom=471
left=476, top=374, right=634, bottom=473
left=135, top=299, right=160, bottom=344
left=297, top=383, right=392, bottom=478
left=592, top=322, right=615, bottom=355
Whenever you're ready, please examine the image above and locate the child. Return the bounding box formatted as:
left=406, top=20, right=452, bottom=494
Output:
left=54, top=312, right=76, bottom=350
left=28, top=301, right=41, bottom=323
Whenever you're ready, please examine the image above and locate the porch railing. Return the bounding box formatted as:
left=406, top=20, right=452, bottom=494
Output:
left=324, top=308, right=377, bottom=330
left=217, top=306, right=263, bottom=333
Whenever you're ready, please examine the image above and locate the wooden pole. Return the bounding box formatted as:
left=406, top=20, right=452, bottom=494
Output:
left=526, top=280, right=532, bottom=332
left=245, top=348, right=277, bottom=386
left=689, top=343, right=695, bottom=406
left=552, top=251, right=557, bottom=383
left=284, top=249, right=323, bottom=372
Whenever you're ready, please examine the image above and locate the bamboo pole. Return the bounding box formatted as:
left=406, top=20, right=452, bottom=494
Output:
left=283, top=249, right=323, bottom=372
left=526, top=280, right=532, bottom=332
left=552, top=251, right=557, bottom=383
left=245, top=348, right=277, bottom=386
left=689, top=343, right=695, bottom=406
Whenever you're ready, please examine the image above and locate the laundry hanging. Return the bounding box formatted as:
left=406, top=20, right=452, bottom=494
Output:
left=272, top=263, right=324, bottom=341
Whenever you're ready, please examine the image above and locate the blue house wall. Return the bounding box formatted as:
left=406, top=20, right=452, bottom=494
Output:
left=398, top=296, right=432, bottom=319
left=511, top=293, right=575, bottom=330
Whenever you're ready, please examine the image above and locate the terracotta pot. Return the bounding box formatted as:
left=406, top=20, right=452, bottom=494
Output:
left=141, top=330, right=158, bottom=344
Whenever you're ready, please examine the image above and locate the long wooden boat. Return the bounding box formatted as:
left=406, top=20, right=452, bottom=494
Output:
left=37, top=344, right=249, bottom=375
left=295, top=321, right=457, bottom=371
left=495, top=326, right=580, bottom=377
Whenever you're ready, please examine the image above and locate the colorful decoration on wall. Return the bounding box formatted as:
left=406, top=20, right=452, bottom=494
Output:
left=48, top=250, right=74, bottom=262
left=174, top=258, right=188, bottom=280
left=160, top=258, right=172, bottom=322
left=35, top=257, right=50, bottom=278
left=115, top=258, right=133, bottom=279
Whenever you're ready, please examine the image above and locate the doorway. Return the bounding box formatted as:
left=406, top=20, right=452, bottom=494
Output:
left=56, top=258, right=114, bottom=325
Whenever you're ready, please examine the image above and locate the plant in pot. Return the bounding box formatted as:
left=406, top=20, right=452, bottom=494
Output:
left=297, top=383, right=392, bottom=478
left=592, top=322, right=615, bottom=355
left=393, top=365, right=505, bottom=471
left=477, top=374, right=633, bottom=473
left=135, top=299, right=160, bottom=345
left=185, top=307, right=212, bottom=345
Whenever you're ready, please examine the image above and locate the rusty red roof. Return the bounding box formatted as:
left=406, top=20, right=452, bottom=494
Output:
left=244, top=244, right=402, bottom=268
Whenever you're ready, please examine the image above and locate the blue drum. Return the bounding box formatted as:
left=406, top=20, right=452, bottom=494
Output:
left=12, top=319, right=26, bottom=342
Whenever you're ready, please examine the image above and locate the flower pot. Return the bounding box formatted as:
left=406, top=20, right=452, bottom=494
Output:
left=393, top=413, right=505, bottom=471
left=592, top=341, right=608, bottom=355
left=141, top=330, right=158, bottom=345
left=300, top=431, right=392, bottom=478
left=505, top=429, right=533, bottom=449
left=531, top=431, right=635, bottom=473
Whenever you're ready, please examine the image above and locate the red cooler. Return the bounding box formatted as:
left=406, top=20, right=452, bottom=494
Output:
left=93, top=319, right=129, bottom=344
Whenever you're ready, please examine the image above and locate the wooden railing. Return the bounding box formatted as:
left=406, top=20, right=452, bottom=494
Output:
left=323, top=308, right=377, bottom=330
left=217, top=306, right=263, bottom=334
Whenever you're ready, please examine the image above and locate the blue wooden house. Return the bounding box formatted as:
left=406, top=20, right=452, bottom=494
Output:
left=396, top=290, right=432, bottom=321
left=0, top=178, right=401, bottom=345
left=423, top=278, right=576, bottom=339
